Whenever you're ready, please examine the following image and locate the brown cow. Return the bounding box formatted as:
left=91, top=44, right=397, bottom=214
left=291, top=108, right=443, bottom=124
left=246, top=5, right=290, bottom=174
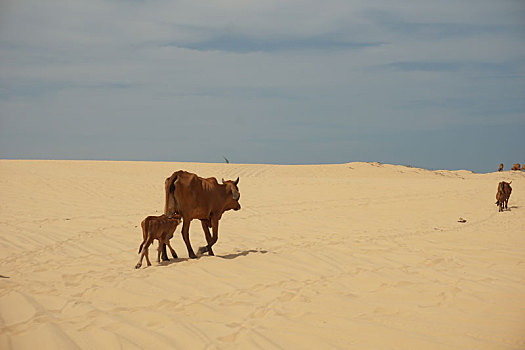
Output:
left=511, top=163, right=521, bottom=171
left=164, top=170, right=241, bottom=259
left=498, top=163, right=503, bottom=172
left=495, top=181, right=512, bottom=212
left=135, top=214, right=182, bottom=269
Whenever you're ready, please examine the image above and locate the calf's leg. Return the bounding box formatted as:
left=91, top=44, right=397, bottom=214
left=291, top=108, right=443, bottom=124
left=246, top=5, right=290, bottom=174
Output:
left=166, top=239, right=178, bottom=259
left=157, top=239, right=164, bottom=263
left=136, top=238, right=153, bottom=268
left=160, top=243, right=169, bottom=261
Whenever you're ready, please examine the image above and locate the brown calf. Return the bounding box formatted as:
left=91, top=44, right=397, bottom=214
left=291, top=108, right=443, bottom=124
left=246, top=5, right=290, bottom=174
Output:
left=135, top=214, right=182, bottom=269
left=495, top=181, right=512, bottom=212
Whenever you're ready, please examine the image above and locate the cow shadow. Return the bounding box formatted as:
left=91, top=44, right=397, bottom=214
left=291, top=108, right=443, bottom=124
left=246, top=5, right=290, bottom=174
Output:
left=218, top=249, right=268, bottom=260
left=156, top=249, right=269, bottom=266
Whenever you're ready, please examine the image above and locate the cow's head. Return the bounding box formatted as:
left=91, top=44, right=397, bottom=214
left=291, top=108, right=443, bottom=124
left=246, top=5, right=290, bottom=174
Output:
left=222, top=177, right=241, bottom=211
left=164, top=175, right=177, bottom=217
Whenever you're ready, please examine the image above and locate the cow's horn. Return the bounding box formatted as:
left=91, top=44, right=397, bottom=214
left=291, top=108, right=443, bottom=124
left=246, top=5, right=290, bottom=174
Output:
left=235, top=177, right=239, bottom=185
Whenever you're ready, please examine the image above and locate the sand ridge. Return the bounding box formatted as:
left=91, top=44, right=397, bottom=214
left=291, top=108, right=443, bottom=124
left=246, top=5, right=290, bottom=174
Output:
left=1, top=160, right=524, bottom=349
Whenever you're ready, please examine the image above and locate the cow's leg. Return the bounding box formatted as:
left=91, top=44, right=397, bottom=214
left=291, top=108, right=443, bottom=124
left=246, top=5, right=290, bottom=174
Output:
left=206, top=218, right=220, bottom=256
left=198, top=220, right=214, bottom=256
left=181, top=219, right=197, bottom=259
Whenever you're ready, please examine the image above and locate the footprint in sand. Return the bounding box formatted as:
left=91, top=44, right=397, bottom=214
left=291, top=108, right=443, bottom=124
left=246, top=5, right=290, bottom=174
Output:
left=278, top=291, right=296, bottom=302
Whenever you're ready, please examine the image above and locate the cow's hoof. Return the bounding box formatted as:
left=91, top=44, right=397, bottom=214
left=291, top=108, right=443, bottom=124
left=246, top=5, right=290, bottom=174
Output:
left=135, top=264, right=141, bottom=269
left=171, top=253, right=178, bottom=259
left=197, top=246, right=208, bottom=255
left=189, top=253, right=197, bottom=259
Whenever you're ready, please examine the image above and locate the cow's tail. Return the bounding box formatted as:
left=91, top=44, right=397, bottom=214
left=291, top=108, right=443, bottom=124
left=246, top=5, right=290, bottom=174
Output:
left=165, top=172, right=180, bottom=217
left=169, top=174, right=177, bottom=194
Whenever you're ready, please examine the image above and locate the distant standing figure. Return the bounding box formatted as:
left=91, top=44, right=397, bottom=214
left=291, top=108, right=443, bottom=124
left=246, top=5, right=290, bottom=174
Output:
left=136, top=214, right=182, bottom=269
left=498, top=163, right=504, bottom=171
left=495, top=181, right=512, bottom=212
left=511, top=163, right=521, bottom=171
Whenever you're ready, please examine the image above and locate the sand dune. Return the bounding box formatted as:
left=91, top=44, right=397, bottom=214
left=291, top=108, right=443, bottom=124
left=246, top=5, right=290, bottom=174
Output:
left=1, top=160, right=524, bottom=349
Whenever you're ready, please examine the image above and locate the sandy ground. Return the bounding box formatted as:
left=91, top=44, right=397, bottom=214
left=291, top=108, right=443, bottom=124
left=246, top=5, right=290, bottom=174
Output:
left=0, top=159, right=524, bottom=349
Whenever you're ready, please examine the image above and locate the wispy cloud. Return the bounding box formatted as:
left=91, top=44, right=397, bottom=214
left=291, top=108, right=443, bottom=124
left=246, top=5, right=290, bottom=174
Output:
left=383, top=61, right=520, bottom=75
left=0, top=81, right=134, bottom=99
left=363, top=9, right=522, bottom=40
left=164, top=33, right=383, bottom=53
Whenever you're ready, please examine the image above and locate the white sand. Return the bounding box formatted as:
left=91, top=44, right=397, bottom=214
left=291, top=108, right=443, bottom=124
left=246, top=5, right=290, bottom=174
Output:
left=0, top=159, right=524, bottom=349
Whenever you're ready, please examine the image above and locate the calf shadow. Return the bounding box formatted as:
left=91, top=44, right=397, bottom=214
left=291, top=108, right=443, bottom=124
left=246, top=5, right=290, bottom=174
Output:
left=157, top=256, right=192, bottom=266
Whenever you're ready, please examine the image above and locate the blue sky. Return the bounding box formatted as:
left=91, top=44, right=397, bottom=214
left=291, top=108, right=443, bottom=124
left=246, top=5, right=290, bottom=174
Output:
left=0, top=0, right=524, bottom=172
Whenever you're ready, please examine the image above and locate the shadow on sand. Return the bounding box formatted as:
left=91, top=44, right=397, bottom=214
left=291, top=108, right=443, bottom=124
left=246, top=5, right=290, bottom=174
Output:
left=155, top=249, right=268, bottom=267
left=218, top=249, right=268, bottom=260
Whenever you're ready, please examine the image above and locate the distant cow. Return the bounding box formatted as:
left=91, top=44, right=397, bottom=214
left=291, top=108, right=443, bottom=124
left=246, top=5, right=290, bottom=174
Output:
left=511, top=163, right=521, bottom=171
left=495, top=181, right=512, bottom=212
left=164, top=170, right=241, bottom=259
left=135, top=214, right=182, bottom=269
left=498, top=163, right=504, bottom=172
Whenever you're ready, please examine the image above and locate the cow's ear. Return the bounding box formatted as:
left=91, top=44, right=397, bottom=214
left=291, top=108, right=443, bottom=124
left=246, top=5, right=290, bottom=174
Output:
left=234, top=177, right=239, bottom=185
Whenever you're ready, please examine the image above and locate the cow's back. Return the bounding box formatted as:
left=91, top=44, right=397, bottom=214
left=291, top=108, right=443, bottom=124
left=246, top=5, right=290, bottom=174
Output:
left=173, top=171, right=200, bottom=211
left=174, top=172, right=221, bottom=219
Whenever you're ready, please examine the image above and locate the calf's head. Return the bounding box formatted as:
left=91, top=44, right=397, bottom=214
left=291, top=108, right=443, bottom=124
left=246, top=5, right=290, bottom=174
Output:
left=222, top=177, right=241, bottom=211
